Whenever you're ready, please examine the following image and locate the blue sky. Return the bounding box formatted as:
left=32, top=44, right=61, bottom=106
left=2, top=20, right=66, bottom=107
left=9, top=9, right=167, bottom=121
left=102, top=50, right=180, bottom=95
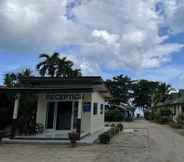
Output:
left=1, top=0, right=184, bottom=89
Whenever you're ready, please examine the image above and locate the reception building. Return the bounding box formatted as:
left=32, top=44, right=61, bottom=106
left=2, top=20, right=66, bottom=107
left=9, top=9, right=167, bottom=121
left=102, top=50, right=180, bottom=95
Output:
left=0, top=76, right=111, bottom=139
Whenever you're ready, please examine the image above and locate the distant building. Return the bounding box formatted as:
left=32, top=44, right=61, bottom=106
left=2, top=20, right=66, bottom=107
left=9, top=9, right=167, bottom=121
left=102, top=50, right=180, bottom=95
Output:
left=154, top=90, right=184, bottom=122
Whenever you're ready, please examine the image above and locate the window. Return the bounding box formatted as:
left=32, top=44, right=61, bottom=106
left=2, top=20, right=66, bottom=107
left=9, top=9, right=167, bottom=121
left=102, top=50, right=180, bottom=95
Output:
left=93, top=103, right=98, bottom=115
left=100, top=104, right=104, bottom=114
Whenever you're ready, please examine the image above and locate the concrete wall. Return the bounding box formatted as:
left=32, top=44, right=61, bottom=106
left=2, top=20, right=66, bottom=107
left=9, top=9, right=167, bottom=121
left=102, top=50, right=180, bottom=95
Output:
left=81, top=94, right=92, bottom=135
left=36, top=94, right=47, bottom=128
left=90, top=92, right=105, bottom=133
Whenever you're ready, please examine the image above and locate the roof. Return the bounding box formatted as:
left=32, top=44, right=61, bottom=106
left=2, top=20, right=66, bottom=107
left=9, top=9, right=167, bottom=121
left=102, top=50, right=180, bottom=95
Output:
left=155, top=93, right=184, bottom=107
left=0, top=76, right=112, bottom=98
left=20, top=76, right=104, bottom=85
left=114, top=103, right=135, bottom=112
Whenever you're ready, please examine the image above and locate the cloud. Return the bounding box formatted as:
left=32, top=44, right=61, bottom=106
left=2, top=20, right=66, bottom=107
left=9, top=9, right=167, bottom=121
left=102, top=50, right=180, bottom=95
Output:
left=133, top=64, right=184, bottom=89
left=0, top=0, right=183, bottom=76
left=161, top=0, right=184, bottom=34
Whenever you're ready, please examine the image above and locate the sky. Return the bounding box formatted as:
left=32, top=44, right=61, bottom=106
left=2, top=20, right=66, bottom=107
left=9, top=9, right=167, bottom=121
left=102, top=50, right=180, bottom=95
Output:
left=1, top=0, right=184, bottom=89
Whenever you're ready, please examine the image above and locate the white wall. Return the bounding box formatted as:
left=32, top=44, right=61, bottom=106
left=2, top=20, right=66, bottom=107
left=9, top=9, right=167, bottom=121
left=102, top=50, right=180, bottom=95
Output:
left=90, top=92, right=105, bottom=133
left=81, top=94, right=92, bottom=135
left=35, top=92, right=105, bottom=134
left=36, top=94, right=47, bottom=128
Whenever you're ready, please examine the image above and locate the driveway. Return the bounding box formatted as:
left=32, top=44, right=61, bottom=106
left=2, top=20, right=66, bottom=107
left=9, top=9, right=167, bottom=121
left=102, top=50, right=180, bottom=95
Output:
left=0, top=120, right=184, bottom=162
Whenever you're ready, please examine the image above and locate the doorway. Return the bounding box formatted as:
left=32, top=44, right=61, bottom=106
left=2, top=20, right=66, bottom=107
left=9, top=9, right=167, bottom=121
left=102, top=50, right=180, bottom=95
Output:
left=56, top=102, right=72, bottom=130
left=46, top=101, right=77, bottom=131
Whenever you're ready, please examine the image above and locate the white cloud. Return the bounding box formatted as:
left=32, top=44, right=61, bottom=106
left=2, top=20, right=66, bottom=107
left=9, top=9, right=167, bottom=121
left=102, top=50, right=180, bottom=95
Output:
left=0, top=0, right=183, bottom=76
left=92, top=30, right=120, bottom=45
left=161, top=0, right=184, bottom=34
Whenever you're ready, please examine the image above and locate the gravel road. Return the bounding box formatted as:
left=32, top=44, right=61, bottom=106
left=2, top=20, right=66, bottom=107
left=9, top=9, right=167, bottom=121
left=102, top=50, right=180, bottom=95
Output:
left=0, top=120, right=184, bottom=162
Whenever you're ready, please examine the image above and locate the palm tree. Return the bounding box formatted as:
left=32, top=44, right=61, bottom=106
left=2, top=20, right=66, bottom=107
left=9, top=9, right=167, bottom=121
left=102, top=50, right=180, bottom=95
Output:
left=36, top=52, right=60, bottom=77
left=56, top=57, right=81, bottom=78
left=37, top=52, right=82, bottom=78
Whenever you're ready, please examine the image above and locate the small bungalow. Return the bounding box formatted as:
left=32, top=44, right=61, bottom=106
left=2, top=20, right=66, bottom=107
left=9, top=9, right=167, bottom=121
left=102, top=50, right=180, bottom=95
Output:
left=0, top=76, right=111, bottom=140
left=154, top=91, right=184, bottom=122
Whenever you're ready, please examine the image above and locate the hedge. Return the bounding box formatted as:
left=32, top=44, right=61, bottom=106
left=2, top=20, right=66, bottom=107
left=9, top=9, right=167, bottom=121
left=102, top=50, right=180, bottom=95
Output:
left=98, top=123, right=123, bottom=144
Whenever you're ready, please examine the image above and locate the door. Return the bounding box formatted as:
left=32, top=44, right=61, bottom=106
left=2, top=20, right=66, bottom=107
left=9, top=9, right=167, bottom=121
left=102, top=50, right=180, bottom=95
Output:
left=46, top=102, right=55, bottom=129
left=56, top=102, right=72, bottom=130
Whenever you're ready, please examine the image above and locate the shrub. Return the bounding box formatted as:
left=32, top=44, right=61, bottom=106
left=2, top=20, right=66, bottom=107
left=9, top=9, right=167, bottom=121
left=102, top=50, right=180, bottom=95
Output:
left=153, top=111, right=161, bottom=121
left=144, top=111, right=153, bottom=120
left=111, top=123, right=115, bottom=127
left=169, top=122, right=183, bottom=129
left=99, top=132, right=110, bottom=144
left=153, top=108, right=172, bottom=124
left=99, top=125, right=122, bottom=144
left=105, top=110, right=123, bottom=122
left=117, top=123, right=124, bottom=131
left=35, top=123, right=44, bottom=134
left=68, top=131, right=80, bottom=146
left=109, top=127, right=115, bottom=137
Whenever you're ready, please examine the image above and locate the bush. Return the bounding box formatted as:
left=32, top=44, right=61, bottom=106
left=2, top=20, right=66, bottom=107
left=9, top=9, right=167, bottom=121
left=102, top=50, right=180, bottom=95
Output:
left=99, top=124, right=123, bottom=144
left=144, top=111, right=153, bottom=120
left=68, top=131, right=80, bottom=145
left=152, top=108, right=172, bottom=124
left=169, top=122, right=183, bottom=129
left=111, top=123, right=115, bottom=127
left=105, top=110, right=123, bottom=122
left=35, top=123, right=44, bottom=134
left=153, top=111, right=161, bottom=121
left=99, top=132, right=110, bottom=144
left=117, top=123, right=124, bottom=131
left=109, top=127, right=115, bottom=137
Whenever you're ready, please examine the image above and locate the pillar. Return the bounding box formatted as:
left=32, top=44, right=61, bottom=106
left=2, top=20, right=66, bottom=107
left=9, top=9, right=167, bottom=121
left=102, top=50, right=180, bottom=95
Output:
left=76, top=99, right=82, bottom=138
left=11, top=94, right=20, bottom=138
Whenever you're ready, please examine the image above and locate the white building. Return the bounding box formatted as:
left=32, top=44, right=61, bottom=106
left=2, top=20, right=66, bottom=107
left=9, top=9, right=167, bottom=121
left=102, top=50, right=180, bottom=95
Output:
left=1, top=77, right=111, bottom=140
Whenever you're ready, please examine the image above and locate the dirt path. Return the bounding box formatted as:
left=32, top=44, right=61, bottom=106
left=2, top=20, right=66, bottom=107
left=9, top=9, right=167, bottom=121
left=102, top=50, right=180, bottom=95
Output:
left=0, top=120, right=184, bottom=162
left=124, top=120, right=184, bottom=162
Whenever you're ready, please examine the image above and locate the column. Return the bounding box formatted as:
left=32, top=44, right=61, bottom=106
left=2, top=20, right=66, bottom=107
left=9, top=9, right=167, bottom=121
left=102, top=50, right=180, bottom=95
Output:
left=76, top=99, right=82, bottom=138
left=11, top=93, right=20, bottom=138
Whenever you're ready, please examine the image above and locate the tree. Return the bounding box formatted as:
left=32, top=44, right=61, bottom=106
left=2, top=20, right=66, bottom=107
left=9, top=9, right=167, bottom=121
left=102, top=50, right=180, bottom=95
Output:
left=4, top=68, right=32, bottom=87
left=106, top=75, right=133, bottom=105
left=152, top=82, right=172, bottom=106
left=36, top=52, right=60, bottom=77
left=56, top=57, right=81, bottom=78
left=37, top=52, right=81, bottom=78
left=133, top=80, right=159, bottom=110
left=4, top=73, right=16, bottom=87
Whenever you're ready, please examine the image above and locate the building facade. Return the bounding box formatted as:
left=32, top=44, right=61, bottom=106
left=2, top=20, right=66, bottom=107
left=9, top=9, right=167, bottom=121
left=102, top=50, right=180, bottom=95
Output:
left=0, top=77, right=111, bottom=139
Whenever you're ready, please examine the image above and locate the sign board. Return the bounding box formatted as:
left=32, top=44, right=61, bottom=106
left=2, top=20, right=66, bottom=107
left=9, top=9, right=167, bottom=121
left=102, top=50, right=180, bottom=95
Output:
left=83, top=102, right=91, bottom=112
left=46, top=93, right=90, bottom=101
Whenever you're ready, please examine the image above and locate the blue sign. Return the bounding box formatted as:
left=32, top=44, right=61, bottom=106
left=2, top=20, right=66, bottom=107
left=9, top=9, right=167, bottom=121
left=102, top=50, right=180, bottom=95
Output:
left=83, top=102, right=91, bottom=112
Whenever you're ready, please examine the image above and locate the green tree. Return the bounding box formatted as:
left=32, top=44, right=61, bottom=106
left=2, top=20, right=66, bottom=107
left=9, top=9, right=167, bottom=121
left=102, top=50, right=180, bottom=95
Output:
left=4, top=68, right=32, bottom=87
left=106, top=75, right=133, bottom=105
left=152, top=82, right=172, bottom=106
left=37, top=53, right=81, bottom=78
left=56, top=57, right=81, bottom=78
left=133, top=80, right=159, bottom=110
left=36, top=52, right=60, bottom=77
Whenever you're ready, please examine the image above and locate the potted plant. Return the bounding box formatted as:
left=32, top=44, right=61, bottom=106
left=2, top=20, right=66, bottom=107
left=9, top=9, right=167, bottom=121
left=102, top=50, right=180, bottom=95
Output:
left=68, top=131, right=80, bottom=147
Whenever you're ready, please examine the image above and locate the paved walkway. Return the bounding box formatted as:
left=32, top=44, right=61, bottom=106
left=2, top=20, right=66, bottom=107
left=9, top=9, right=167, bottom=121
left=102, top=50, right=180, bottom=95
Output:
left=1, top=120, right=184, bottom=162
